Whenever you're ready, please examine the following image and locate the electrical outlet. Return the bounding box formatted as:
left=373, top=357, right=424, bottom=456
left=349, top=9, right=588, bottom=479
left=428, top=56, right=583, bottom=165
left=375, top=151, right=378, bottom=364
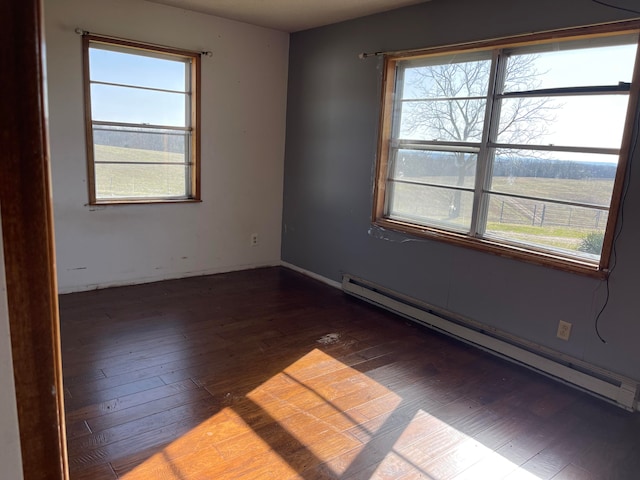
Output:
left=557, top=320, right=572, bottom=341
left=251, top=233, right=258, bottom=246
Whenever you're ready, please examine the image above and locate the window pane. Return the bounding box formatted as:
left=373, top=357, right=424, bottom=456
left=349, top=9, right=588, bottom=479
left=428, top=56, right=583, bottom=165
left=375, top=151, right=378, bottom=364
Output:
left=91, top=84, right=187, bottom=127
left=387, top=182, right=473, bottom=232
left=89, top=46, right=187, bottom=92
left=485, top=194, right=606, bottom=261
left=93, top=126, right=187, bottom=164
left=399, top=99, right=487, bottom=142
left=400, top=54, right=492, bottom=99
left=95, top=163, right=188, bottom=199
left=490, top=150, right=617, bottom=206
left=503, top=40, right=638, bottom=93
left=392, top=149, right=477, bottom=188
left=496, top=95, right=630, bottom=149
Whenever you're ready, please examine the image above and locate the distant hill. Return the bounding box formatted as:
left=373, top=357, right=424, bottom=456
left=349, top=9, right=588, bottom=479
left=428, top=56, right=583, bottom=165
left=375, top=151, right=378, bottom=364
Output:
left=395, top=150, right=617, bottom=180
left=94, top=126, right=186, bottom=154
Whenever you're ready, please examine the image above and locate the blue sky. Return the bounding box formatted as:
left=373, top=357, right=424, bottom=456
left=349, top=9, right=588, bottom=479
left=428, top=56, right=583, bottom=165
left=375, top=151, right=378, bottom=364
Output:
left=400, top=39, right=639, bottom=162
left=89, top=46, right=189, bottom=127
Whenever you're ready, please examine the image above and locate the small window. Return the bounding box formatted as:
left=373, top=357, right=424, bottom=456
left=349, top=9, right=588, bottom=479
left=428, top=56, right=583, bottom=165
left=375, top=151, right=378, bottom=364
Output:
left=374, top=24, right=640, bottom=274
left=82, top=35, right=200, bottom=204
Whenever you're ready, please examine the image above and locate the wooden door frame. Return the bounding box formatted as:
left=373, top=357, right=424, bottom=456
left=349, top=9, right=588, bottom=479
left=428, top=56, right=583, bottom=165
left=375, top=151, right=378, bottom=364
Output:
left=0, top=0, right=68, bottom=478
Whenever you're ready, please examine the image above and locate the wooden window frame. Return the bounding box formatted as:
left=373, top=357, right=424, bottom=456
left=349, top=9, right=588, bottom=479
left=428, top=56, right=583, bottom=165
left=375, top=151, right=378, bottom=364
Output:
left=373, top=20, right=640, bottom=277
left=82, top=35, right=201, bottom=205
left=1, top=0, right=68, bottom=477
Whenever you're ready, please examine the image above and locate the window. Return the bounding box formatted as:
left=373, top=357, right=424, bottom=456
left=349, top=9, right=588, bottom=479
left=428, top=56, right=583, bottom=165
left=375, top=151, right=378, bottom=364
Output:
left=82, top=35, right=200, bottom=204
left=374, top=23, right=640, bottom=274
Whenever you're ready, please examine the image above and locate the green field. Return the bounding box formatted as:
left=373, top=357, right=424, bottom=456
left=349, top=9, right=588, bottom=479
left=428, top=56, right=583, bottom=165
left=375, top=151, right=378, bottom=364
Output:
left=94, top=145, right=187, bottom=199
left=390, top=175, right=613, bottom=257
left=93, top=145, right=610, bottom=258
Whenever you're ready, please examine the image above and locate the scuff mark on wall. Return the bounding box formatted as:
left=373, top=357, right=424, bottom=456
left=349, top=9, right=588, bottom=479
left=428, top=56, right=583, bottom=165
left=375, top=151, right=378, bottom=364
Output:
left=368, top=225, right=430, bottom=243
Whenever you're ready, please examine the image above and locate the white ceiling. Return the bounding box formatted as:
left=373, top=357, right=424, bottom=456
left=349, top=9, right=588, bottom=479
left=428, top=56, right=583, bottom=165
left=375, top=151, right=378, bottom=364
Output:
left=144, top=0, right=429, bottom=32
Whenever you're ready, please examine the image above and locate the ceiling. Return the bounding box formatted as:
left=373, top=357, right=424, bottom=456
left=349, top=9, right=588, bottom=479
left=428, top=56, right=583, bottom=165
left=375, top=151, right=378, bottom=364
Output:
left=144, top=0, right=430, bottom=32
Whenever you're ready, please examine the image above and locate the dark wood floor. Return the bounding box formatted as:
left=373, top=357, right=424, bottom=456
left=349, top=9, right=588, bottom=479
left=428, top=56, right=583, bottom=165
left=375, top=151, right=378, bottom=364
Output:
left=60, top=267, right=640, bottom=479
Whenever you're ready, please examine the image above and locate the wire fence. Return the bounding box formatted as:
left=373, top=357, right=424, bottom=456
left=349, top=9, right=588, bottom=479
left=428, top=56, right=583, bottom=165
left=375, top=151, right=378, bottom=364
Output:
left=494, top=199, right=608, bottom=230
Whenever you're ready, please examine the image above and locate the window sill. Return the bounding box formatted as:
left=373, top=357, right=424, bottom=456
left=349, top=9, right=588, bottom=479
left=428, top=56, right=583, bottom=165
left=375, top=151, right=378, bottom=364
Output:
left=88, top=198, right=202, bottom=206
left=373, top=217, right=608, bottom=279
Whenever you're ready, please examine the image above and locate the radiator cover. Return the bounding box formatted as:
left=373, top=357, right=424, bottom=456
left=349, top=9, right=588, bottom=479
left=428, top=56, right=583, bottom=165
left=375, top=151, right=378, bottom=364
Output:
left=342, top=274, right=639, bottom=411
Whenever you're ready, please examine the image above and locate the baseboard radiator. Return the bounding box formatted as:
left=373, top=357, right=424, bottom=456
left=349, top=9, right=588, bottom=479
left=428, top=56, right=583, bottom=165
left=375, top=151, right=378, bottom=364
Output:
left=342, top=274, right=639, bottom=411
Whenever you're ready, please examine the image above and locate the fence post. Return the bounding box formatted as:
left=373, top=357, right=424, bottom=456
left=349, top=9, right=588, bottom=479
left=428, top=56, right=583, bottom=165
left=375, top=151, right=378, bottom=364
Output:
left=500, top=200, right=504, bottom=223
left=540, top=204, right=546, bottom=227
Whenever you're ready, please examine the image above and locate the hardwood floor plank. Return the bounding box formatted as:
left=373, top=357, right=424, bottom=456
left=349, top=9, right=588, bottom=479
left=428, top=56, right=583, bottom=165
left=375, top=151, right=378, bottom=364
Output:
left=513, top=419, right=600, bottom=480
left=63, top=368, right=106, bottom=385
left=65, top=420, right=91, bottom=441
left=67, top=396, right=221, bottom=457
left=470, top=412, right=537, bottom=452
left=67, top=367, right=169, bottom=399
left=410, top=436, right=489, bottom=479
left=344, top=396, right=439, bottom=444
left=68, top=462, right=117, bottom=480
left=69, top=410, right=209, bottom=473
left=66, top=379, right=198, bottom=423
left=86, top=387, right=212, bottom=433
left=450, top=450, right=522, bottom=480
left=65, top=376, right=166, bottom=410
left=494, top=409, right=583, bottom=469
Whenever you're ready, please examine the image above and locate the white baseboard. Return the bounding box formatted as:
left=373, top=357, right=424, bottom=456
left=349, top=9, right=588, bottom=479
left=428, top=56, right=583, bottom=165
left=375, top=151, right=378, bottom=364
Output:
left=280, top=261, right=342, bottom=289
left=57, top=261, right=281, bottom=294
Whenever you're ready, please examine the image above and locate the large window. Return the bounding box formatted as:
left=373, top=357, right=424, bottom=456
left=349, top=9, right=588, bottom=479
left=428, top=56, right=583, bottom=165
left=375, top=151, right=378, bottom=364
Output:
left=83, top=35, right=200, bottom=204
left=374, top=24, right=640, bottom=274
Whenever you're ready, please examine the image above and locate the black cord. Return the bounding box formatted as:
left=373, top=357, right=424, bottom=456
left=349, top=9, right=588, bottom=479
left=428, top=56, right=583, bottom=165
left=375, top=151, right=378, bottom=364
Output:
left=589, top=0, right=639, bottom=340
left=594, top=273, right=610, bottom=342
left=593, top=89, right=640, bottom=343
left=591, top=0, right=640, bottom=15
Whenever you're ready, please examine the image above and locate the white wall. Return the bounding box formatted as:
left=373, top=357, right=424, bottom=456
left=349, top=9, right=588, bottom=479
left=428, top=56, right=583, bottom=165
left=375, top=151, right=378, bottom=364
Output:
left=0, top=208, right=25, bottom=480
left=45, top=0, right=289, bottom=293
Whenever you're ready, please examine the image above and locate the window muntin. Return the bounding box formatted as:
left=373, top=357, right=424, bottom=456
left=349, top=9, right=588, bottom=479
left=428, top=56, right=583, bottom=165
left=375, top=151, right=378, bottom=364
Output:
left=375, top=27, right=640, bottom=272
left=83, top=36, right=200, bottom=203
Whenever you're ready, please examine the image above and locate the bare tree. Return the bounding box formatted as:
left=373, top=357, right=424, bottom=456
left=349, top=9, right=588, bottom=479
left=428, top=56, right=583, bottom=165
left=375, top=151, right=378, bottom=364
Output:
left=402, top=54, right=555, bottom=218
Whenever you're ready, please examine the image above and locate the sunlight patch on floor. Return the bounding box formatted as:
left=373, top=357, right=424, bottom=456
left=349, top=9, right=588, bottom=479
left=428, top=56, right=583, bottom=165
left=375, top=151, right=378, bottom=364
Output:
left=365, top=408, right=544, bottom=480
left=121, top=405, right=297, bottom=479
left=121, top=348, right=542, bottom=479
left=244, top=348, right=403, bottom=476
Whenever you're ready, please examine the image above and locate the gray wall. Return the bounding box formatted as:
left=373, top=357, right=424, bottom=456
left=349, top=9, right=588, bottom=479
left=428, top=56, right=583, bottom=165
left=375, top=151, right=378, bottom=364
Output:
left=282, top=0, right=640, bottom=380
